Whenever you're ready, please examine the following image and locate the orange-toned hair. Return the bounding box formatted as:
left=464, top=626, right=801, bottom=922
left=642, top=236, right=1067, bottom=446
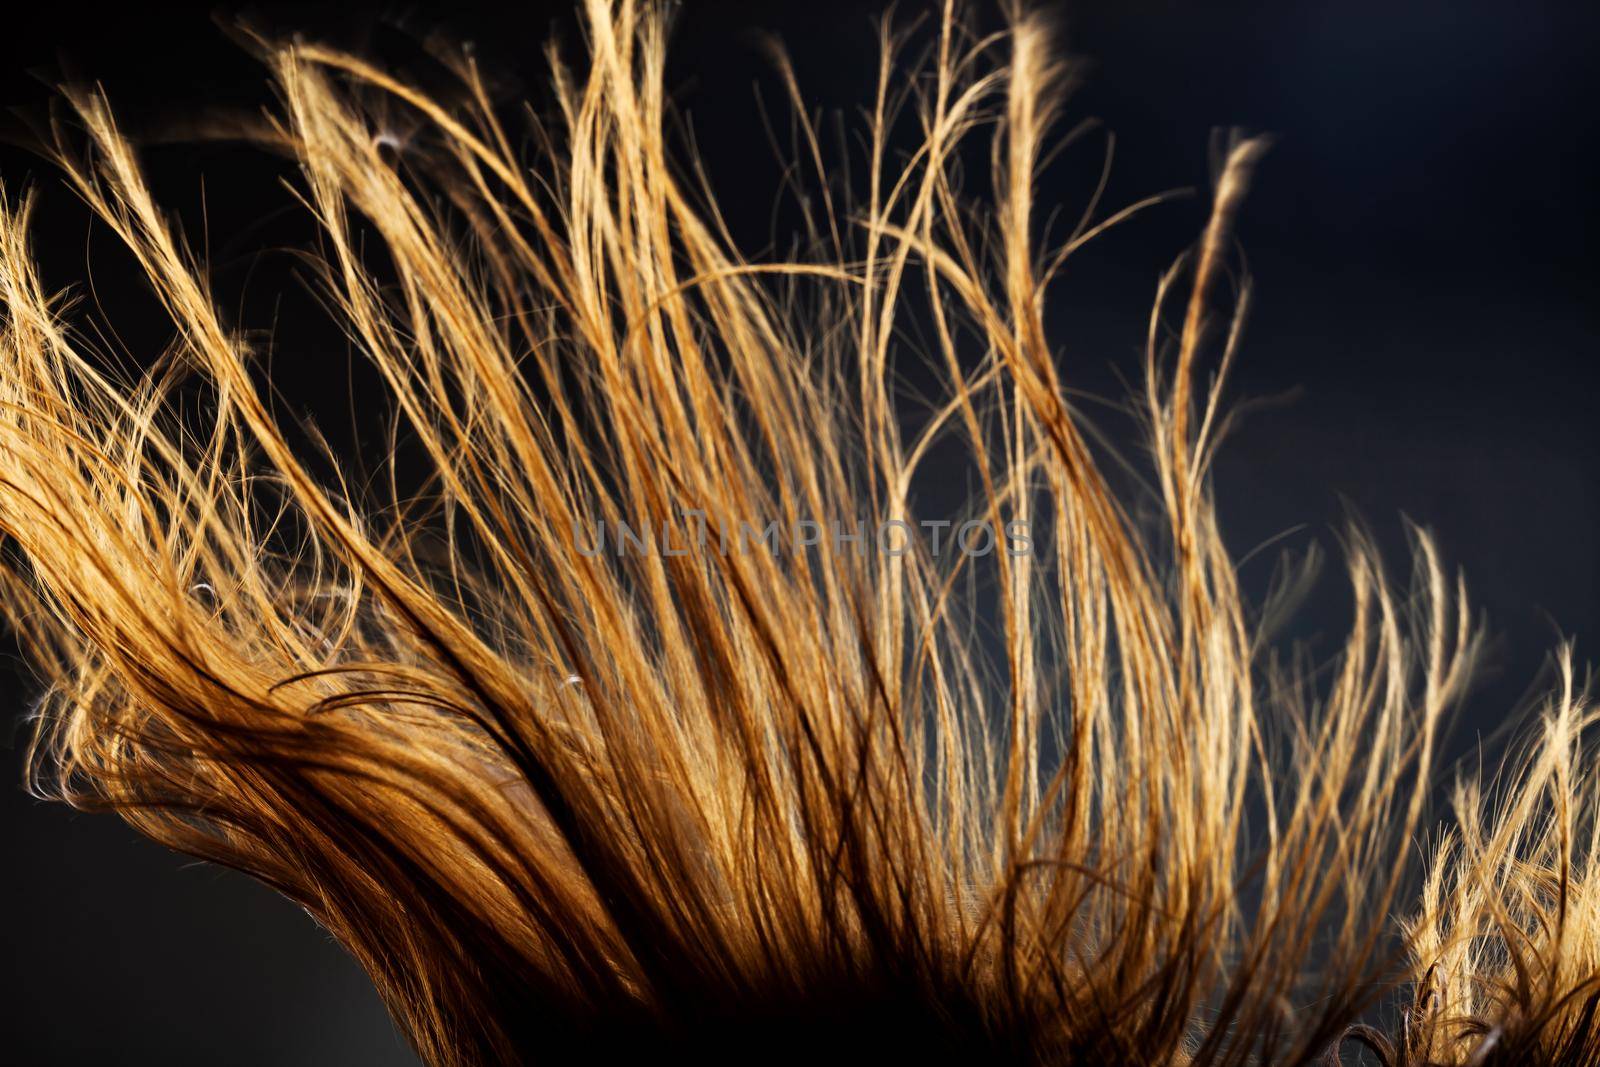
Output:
left=1, top=3, right=1594, bottom=1063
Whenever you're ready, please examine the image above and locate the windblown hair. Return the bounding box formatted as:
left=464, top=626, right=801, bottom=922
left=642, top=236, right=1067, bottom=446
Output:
left=2, top=2, right=1596, bottom=1063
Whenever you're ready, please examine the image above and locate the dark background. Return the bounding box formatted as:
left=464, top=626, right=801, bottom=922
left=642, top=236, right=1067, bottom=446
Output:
left=1, top=1, right=1596, bottom=1063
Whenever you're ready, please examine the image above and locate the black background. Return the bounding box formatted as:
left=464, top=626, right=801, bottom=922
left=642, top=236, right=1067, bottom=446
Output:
left=2, top=1, right=1596, bottom=1063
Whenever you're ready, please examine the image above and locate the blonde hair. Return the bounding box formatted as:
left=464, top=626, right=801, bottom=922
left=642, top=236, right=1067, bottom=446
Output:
left=0, top=2, right=1594, bottom=1063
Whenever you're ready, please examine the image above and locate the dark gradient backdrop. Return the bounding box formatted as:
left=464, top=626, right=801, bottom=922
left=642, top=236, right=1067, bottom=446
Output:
left=2, top=2, right=1596, bottom=1063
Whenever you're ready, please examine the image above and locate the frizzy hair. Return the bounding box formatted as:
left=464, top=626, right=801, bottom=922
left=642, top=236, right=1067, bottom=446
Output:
left=1, top=2, right=1596, bottom=1063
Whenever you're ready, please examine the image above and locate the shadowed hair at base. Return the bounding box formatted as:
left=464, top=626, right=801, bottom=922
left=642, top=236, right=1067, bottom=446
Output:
left=1, top=2, right=1597, bottom=1063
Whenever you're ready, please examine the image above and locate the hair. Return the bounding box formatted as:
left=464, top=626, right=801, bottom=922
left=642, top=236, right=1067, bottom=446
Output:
left=0, top=2, right=1595, bottom=1063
